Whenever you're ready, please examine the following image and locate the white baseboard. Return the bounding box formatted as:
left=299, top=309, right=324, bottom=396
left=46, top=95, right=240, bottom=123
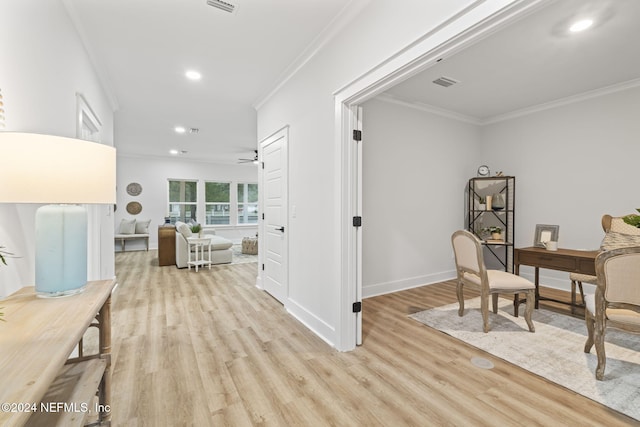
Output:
left=363, top=270, right=457, bottom=299
left=285, top=298, right=337, bottom=349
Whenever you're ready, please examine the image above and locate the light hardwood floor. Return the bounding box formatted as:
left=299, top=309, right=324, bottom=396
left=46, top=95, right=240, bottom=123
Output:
left=111, top=250, right=636, bottom=426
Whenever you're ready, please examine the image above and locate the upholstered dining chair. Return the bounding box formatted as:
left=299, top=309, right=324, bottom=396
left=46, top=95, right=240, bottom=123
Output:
left=569, top=214, right=640, bottom=313
left=584, top=246, right=640, bottom=380
left=568, top=215, right=612, bottom=313
left=451, top=230, right=535, bottom=333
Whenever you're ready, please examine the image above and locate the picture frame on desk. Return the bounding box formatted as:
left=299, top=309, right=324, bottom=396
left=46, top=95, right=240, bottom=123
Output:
left=533, top=224, right=559, bottom=247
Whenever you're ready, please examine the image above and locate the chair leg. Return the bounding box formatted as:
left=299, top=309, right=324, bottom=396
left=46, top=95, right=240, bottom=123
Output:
left=492, top=293, right=498, bottom=314
left=584, top=310, right=594, bottom=353
left=513, top=294, right=520, bottom=318
left=524, top=289, right=535, bottom=332
left=594, top=316, right=606, bottom=381
left=481, top=291, right=490, bottom=333
left=457, top=281, right=464, bottom=317
left=571, top=280, right=586, bottom=314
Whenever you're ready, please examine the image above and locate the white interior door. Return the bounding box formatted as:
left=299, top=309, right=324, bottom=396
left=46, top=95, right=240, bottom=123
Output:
left=260, top=128, right=288, bottom=303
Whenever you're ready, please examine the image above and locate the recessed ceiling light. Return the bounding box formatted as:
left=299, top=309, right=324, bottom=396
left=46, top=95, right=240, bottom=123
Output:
left=174, top=126, right=186, bottom=134
left=169, top=149, right=179, bottom=155
left=185, top=70, right=202, bottom=80
left=569, top=19, right=593, bottom=33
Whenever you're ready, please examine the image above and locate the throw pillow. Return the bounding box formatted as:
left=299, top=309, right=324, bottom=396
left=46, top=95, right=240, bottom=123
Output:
left=600, top=232, right=640, bottom=251
left=135, top=219, right=151, bottom=234
left=119, top=218, right=136, bottom=235
left=176, top=221, right=192, bottom=238
left=609, top=217, right=640, bottom=235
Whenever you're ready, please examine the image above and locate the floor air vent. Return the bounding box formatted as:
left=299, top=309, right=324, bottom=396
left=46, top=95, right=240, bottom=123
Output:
left=432, top=76, right=459, bottom=88
left=207, top=0, right=236, bottom=13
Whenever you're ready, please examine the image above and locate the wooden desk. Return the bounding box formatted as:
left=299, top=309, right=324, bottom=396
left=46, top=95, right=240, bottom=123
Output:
left=514, top=247, right=598, bottom=312
left=0, top=279, right=115, bottom=426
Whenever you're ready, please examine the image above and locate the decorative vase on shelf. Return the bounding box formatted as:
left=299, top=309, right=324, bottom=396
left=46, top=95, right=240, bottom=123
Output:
left=492, top=232, right=503, bottom=240
left=492, top=193, right=505, bottom=211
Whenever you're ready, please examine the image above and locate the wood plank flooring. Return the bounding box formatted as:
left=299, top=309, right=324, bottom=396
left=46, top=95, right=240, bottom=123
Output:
left=111, top=250, right=636, bottom=426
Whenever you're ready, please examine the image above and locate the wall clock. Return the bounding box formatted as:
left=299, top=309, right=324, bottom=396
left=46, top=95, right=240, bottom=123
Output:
left=477, top=165, right=490, bottom=177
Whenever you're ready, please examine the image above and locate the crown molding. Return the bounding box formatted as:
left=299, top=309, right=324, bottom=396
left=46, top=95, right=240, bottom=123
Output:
left=483, top=77, right=640, bottom=125
left=62, top=0, right=120, bottom=111
left=376, top=77, right=640, bottom=127
left=252, top=0, right=371, bottom=111
left=375, top=93, right=482, bottom=125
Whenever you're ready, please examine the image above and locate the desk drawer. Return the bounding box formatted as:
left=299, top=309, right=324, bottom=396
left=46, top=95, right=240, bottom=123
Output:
left=518, top=252, right=576, bottom=271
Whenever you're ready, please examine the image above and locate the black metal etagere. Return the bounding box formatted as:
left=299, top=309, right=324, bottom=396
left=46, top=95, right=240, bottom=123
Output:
left=467, top=176, right=515, bottom=272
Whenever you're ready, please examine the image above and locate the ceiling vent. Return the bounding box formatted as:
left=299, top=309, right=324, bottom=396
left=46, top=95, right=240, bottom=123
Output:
left=432, top=76, right=459, bottom=88
left=207, top=0, right=236, bottom=13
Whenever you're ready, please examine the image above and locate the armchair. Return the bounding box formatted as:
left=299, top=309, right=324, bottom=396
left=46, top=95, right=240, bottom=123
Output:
left=584, top=246, right=640, bottom=380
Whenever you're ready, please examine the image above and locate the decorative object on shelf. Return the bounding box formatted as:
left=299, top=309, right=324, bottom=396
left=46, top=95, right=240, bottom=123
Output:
left=0, top=132, right=116, bottom=297
left=126, top=201, right=142, bottom=215
left=126, top=182, right=142, bottom=196
left=477, top=165, right=490, bottom=177
left=492, top=193, right=505, bottom=210
left=495, top=171, right=504, bottom=177
left=482, top=226, right=503, bottom=241
left=475, top=196, right=486, bottom=211
left=485, top=195, right=493, bottom=211
left=622, top=208, right=640, bottom=228
left=534, top=224, right=559, bottom=248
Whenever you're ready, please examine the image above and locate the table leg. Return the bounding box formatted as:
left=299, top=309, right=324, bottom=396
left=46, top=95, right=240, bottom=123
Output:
left=195, top=244, right=200, bottom=272
left=534, top=267, right=540, bottom=309
left=513, top=263, right=520, bottom=316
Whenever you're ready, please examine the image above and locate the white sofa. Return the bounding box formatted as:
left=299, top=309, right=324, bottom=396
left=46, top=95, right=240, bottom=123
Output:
left=174, top=221, right=233, bottom=268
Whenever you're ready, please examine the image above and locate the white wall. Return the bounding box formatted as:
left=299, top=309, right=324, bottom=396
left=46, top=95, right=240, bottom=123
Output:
left=116, top=155, right=258, bottom=250
left=481, top=86, right=640, bottom=289
left=361, top=98, right=479, bottom=297
left=256, top=0, right=493, bottom=348
left=0, top=0, right=115, bottom=297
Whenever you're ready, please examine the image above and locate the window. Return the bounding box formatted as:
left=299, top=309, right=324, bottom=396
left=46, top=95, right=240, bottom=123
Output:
left=168, top=180, right=197, bottom=223
left=205, top=182, right=230, bottom=225
left=238, top=183, right=258, bottom=224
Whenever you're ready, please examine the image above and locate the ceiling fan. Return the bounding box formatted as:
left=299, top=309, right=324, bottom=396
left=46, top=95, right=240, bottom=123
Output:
left=238, top=149, right=258, bottom=164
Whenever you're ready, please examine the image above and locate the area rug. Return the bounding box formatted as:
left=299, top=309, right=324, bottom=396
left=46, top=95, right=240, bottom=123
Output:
left=409, top=298, right=640, bottom=421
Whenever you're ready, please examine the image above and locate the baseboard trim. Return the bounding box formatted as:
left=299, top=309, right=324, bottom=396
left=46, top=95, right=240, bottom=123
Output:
left=285, top=298, right=337, bottom=349
left=363, top=270, right=457, bottom=299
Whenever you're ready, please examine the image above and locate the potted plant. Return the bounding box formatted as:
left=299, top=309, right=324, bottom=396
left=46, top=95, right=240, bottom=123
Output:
left=190, top=224, right=202, bottom=237
left=482, top=226, right=503, bottom=240
left=623, top=208, right=640, bottom=228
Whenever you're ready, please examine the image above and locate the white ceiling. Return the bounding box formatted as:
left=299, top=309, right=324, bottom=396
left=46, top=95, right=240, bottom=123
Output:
left=65, top=0, right=640, bottom=164
left=383, top=0, right=640, bottom=124
left=65, top=0, right=355, bottom=164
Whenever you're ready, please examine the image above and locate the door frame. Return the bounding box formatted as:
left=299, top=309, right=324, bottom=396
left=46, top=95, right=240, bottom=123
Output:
left=334, top=0, right=548, bottom=351
left=257, top=126, right=289, bottom=297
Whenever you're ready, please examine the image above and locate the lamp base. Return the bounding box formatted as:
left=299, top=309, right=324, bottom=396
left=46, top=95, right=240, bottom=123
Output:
left=35, top=205, right=88, bottom=297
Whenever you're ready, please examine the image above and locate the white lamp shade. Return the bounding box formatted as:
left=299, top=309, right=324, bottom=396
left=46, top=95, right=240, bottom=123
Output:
left=0, top=132, right=116, bottom=204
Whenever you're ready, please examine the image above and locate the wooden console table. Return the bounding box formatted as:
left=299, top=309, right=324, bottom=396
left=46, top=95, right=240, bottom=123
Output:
left=158, top=224, right=176, bottom=266
left=0, top=279, right=115, bottom=426
left=514, top=247, right=598, bottom=312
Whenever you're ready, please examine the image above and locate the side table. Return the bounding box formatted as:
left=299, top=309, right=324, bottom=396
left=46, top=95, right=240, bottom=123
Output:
left=187, top=236, right=212, bottom=272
